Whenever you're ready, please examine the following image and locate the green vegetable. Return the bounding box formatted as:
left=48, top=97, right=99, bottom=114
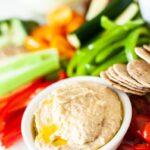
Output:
left=101, top=16, right=118, bottom=30
left=137, top=36, right=150, bottom=46
left=74, top=19, right=143, bottom=75
left=125, top=27, right=149, bottom=62
left=22, top=20, right=39, bottom=34
left=68, top=0, right=132, bottom=48
left=0, top=19, right=38, bottom=48
left=92, top=51, right=128, bottom=76
left=115, top=3, right=139, bottom=25
left=0, top=21, right=11, bottom=47
left=95, top=40, right=124, bottom=63
left=0, top=50, right=57, bottom=73
left=10, top=19, right=28, bottom=46
left=0, top=49, right=60, bottom=96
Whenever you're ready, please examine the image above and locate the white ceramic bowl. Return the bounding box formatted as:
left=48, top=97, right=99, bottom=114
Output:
left=21, top=76, right=132, bottom=150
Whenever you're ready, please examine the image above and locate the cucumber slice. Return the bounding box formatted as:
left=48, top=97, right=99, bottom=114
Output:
left=116, top=3, right=139, bottom=25
left=68, top=0, right=133, bottom=48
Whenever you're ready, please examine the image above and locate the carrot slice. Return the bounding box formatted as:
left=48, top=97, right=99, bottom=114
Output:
left=66, top=13, right=85, bottom=33
left=51, top=35, right=75, bottom=58
left=31, top=26, right=65, bottom=42
left=24, top=36, right=48, bottom=51
left=47, top=6, right=73, bottom=26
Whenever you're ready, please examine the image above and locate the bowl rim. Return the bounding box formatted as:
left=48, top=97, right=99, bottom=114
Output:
left=21, top=76, right=132, bottom=150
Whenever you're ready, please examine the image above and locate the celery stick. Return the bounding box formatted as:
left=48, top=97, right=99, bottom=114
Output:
left=0, top=49, right=57, bottom=73
left=0, top=49, right=59, bottom=96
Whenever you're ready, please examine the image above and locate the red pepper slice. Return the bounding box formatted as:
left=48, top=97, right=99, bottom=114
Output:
left=8, top=81, right=54, bottom=113
left=118, top=143, right=135, bottom=150
left=1, top=127, right=21, bottom=148
left=1, top=109, right=24, bottom=147
left=142, top=122, right=150, bottom=144
left=0, top=78, right=43, bottom=102
left=0, top=80, right=54, bottom=147
left=129, top=115, right=150, bottom=139
left=134, top=144, right=150, bottom=150
left=58, top=71, right=67, bottom=80
left=3, top=108, right=25, bottom=132
left=0, top=79, right=43, bottom=126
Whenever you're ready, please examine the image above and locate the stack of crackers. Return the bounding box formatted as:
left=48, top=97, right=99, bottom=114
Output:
left=101, top=45, right=150, bottom=95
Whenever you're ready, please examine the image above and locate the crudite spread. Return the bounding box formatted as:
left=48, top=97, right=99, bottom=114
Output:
left=34, top=81, right=123, bottom=150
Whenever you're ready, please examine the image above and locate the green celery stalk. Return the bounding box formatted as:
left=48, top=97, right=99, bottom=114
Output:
left=0, top=50, right=57, bottom=73
left=0, top=49, right=59, bottom=96
left=92, top=51, right=127, bottom=76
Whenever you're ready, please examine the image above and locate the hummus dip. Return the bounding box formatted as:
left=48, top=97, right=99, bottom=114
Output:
left=34, top=82, right=123, bottom=150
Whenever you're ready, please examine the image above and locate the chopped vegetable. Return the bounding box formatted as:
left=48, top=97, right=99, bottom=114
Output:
left=134, top=144, right=150, bottom=150
left=24, top=7, right=84, bottom=59
left=51, top=35, right=75, bottom=59
left=86, top=0, right=110, bottom=20
left=67, top=18, right=145, bottom=76
left=0, top=49, right=60, bottom=96
left=118, top=96, right=150, bottom=150
left=31, top=25, right=65, bottom=41
left=115, top=3, right=139, bottom=25
left=0, top=19, right=38, bottom=48
left=142, top=122, right=150, bottom=144
left=125, top=27, right=149, bottom=62
left=66, top=13, right=85, bottom=33
left=24, top=36, right=48, bottom=51
left=68, top=0, right=133, bottom=48
left=47, top=6, right=73, bottom=26
left=92, top=51, right=127, bottom=76
left=0, top=79, right=56, bottom=147
left=95, top=40, right=124, bottom=63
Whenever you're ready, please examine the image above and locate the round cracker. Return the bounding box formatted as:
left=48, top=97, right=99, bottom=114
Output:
left=106, top=69, right=148, bottom=93
left=108, top=67, right=147, bottom=90
left=143, top=45, right=150, bottom=52
left=100, top=71, right=145, bottom=96
left=135, top=47, right=150, bottom=64
left=113, top=64, right=145, bottom=88
left=127, top=60, right=150, bottom=88
left=107, top=68, right=149, bottom=93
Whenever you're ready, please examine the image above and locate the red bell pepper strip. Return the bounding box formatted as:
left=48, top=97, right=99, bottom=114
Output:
left=58, top=71, right=67, bottom=80
left=0, top=79, right=43, bottom=132
left=8, top=81, right=54, bottom=113
left=0, top=79, right=54, bottom=148
left=0, top=78, right=43, bottom=103
left=142, top=122, right=150, bottom=144
left=134, top=143, right=150, bottom=150
left=1, top=108, right=24, bottom=148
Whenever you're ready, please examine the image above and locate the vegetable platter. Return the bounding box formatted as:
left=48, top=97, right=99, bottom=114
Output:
left=0, top=0, right=150, bottom=150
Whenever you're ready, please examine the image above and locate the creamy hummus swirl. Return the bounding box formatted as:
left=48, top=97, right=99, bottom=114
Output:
left=34, top=82, right=123, bottom=150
